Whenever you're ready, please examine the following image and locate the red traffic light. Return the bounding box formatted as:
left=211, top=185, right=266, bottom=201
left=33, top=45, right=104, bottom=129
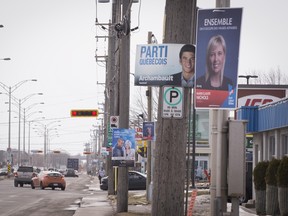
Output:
left=71, top=109, right=99, bottom=117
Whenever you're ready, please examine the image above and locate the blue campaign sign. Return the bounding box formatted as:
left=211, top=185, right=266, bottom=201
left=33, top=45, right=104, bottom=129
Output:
left=195, top=8, right=243, bottom=109
left=143, top=121, right=155, bottom=141
left=112, top=128, right=136, bottom=167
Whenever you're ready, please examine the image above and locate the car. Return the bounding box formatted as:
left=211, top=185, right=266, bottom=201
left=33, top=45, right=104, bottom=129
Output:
left=14, top=166, right=36, bottom=187
left=0, top=168, right=8, bottom=176
left=100, top=170, right=146, bottom=191
left=31, top=171, right=66, bottom=190
left=65, top=168, right=78, bottom=177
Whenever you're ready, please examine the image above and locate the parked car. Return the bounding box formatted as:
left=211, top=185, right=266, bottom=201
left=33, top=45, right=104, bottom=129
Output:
left=31, top=171, right=66, bottom=190
left=100, top=170, right=146, bottom=191
left=0, top=168, right=8, bottom=176
left=14, top=166, right=36, bottom=187
left=65, top=168, right=78, bottom=177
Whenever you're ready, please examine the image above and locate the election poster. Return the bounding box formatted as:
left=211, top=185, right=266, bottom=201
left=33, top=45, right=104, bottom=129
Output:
left=142, top=122, right=155, bottom=141
left=135, top=43, right=194, bottom=87
left=112, top=128, right=136, bottom=167
left=195, top=8, right=243, bottom=109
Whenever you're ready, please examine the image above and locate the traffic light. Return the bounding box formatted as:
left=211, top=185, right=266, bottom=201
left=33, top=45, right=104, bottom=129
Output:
left=70, top=109, right=99, bottom=117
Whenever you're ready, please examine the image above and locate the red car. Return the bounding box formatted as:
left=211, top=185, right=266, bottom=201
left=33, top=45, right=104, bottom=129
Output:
left=31, top=171, right=66, bottom=190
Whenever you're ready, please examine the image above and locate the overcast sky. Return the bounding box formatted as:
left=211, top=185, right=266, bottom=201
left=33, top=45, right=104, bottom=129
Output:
left=0, top=0, right=287, bottom=156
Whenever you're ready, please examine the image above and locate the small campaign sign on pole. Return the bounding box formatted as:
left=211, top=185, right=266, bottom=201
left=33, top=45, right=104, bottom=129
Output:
left=162, top=86, right=183, bottom=118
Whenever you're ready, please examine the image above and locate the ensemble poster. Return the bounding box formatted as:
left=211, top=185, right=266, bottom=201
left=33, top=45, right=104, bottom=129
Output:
left=195, top=8, right=243, bottom=109
left=134, top=44, right=185, bottom=86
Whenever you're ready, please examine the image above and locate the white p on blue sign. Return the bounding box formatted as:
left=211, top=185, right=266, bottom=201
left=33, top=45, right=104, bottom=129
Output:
left=162, top=86, right=183, bottom=118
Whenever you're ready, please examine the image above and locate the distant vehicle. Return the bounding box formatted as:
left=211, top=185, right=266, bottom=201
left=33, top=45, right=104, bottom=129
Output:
left=48, top=167, right=59, bottom=172
left=0, top=168, right=8, bottom=176
left=65, top=168, right=78, bottom=177
left=67, top=158, right=79, bottom=171
left=14, top=166, right=36, bottom=187
left=31, top=171, right=66, bottom=190
left=100, top=170, right=146, bottom=191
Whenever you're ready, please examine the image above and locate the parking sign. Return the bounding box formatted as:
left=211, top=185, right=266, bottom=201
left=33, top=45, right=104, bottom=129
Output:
left=162, top=86, right=183, bottom=118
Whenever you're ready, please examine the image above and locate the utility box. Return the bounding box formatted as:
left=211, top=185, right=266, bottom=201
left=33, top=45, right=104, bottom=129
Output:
left=227, top=120, right=247, bottom=198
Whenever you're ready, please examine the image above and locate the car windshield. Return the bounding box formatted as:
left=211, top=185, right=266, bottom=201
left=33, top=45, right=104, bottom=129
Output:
left=47, top=172, right=62, bottom=177
left=17, top=167, right=33, bottom=172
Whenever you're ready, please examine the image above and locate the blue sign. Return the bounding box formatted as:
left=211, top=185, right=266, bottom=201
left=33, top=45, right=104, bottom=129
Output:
left=112, top=128, right=136, bottom=167
left=195, top=8, right=243, bottom=109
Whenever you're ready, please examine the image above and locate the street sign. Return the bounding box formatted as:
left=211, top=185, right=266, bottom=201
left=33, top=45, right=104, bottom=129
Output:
left=162, top=86, right=183, bottom=118
left=110, top=116, right=119, bottom=128
left=107, top=116, right=119, bottom=147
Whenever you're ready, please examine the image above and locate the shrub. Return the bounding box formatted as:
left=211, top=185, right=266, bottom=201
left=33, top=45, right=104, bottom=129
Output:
left=277, top=156, right=288, bottom=188
left=265, top=158, right=281, bottom=186
left=253, top=161, right=269, bottom=190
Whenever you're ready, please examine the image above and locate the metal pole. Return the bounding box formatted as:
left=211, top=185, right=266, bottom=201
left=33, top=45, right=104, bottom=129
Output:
left=18, top=99, right=21, bottom=165
left=28, top=121, right=31, bottom=164
left=8, top=87, right=11, bottom=150
left=146, top=31, right=152, bottom=201
left=185, top=88, right=192, bottom=216
left=23, top=109, right=26, bottom=161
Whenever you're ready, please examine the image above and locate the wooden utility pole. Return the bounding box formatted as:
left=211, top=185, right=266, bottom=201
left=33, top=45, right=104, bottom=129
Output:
left=117, top=0, right=131, bottom=213
left=107, top=0, right=120, bottom=196
left=152, top=0, right=197, bottom=215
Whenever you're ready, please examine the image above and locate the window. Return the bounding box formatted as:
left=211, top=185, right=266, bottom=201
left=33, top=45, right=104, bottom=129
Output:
left=188, top=110, right=209, bottom=145
left=282, top=134, right=288, bottom=155
left=269, top=136, right=275, bottom=158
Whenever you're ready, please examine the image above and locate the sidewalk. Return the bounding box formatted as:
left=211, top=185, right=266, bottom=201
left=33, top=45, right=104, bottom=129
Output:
left=73, top=176, right=151, bottom=216
left=73, top=176, right=257, bottom=216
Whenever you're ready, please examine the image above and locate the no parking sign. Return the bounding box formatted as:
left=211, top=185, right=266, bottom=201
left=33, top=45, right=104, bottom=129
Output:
left=162, top=86, right=183, bottom=118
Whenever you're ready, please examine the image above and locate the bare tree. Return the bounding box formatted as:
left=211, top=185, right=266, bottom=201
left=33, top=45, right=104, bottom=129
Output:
left=130, top=87, right=159, bottom=123
left=239, top=67, right=288, bottom=84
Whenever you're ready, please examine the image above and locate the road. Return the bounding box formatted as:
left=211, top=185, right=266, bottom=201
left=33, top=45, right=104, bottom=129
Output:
left=0, top=173, right=92, bottom=216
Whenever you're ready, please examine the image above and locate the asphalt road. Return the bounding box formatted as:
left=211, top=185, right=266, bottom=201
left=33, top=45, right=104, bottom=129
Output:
left=0, top=172, right=92, bottom=216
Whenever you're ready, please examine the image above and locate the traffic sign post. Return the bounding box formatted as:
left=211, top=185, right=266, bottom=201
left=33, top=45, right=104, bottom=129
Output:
left=107, top=116, right=119, bottom=148
left=162, top=86, right=183, bottom=118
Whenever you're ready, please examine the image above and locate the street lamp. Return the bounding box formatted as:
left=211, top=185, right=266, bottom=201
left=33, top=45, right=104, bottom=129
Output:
left=23, top=102, right=44, bottom=154
left=34, top=120, right=61, bottom=168
left=0, top=79, right=37, bottom=163
left=238, top=75, right=258, bottom=85
left=16, top=93, right=43, bottom=165
left=28, top=117, right=45, bottom=163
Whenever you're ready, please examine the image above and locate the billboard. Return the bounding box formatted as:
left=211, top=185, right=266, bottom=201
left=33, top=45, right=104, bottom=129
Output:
left=195, top=8, right=243, bottom=109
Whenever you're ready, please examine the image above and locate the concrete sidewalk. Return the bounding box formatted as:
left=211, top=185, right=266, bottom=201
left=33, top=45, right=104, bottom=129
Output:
left=73, top=176, right=151, bottom=216
left=73, top=176, right=256, bottom=216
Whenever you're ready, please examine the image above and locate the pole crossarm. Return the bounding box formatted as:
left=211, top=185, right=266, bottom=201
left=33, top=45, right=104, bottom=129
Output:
left=0, top=79, right=37, bottom=94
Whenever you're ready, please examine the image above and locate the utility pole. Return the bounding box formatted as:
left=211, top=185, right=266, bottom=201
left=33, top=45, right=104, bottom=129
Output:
left=152, top=0, right=196, bottom=215
left=146, top=31, right=152, bottom=201
left=117, top=0, right=131, bottom=213
left=106, top=0, right=117, bottom=196
left=100, top=0, right=120, bottom=196
left=210, top=1, right=230, bottom=216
